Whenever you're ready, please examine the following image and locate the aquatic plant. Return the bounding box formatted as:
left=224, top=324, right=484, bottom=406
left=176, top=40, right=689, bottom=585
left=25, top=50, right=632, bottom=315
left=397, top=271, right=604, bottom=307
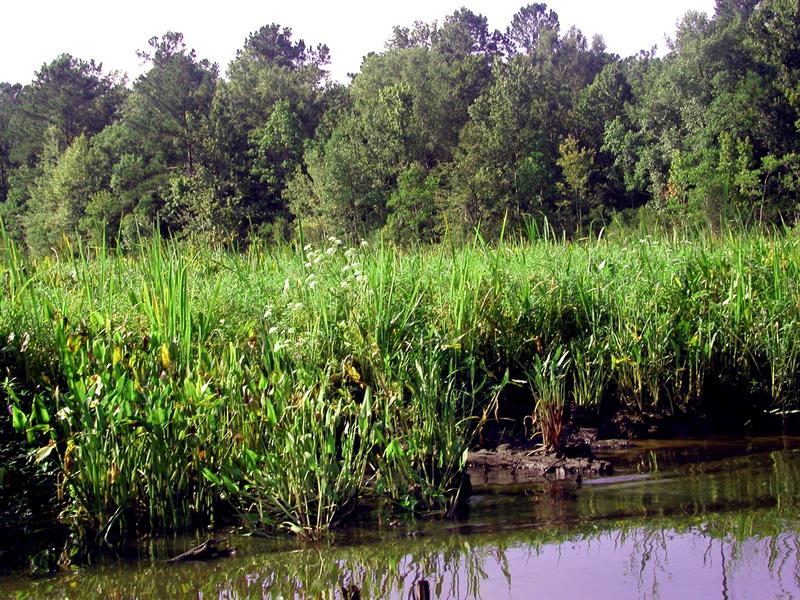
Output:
left=4, top=225, right=800, bottom=540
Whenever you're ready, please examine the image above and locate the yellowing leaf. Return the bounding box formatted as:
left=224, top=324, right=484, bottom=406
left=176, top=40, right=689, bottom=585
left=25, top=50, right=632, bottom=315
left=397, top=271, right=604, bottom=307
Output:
left=109, top=462, right=120, bottom=484
left=346, top=364, right=362, bottom=384
left=159, top=344, right=172, bottom=370
left=66, top=334, right=80, bottom=353
left=34, top=440, right=57, bottom=464
left=112, top=346, right=123, bottom=367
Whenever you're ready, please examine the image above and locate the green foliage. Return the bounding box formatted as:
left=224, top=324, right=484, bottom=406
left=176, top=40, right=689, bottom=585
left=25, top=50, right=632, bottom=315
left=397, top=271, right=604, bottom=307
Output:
left=2, top=2, right=800, bottom=250
left=749, top=0, right=800, bottom=126
left=4, top=4, right=800, bottom=554
left=0, top=83, right=21, bottom=203
left=249, top=99, right=304, bottom=196
left=127, top=32, right=218, bottom=177
left=556, top=135, right=598, bottom=230
left=5, top=226, right=800, bottom=541
left=210, top=23, right=331, bottom=231
left=163, top=169, right=235, bottom=242
left=22, top=134, right=103, bottom=256
left=385, top=164, right=440, bottom=246
left=288, top=112, right=392, bottom=239
left=8, top=54, right=124, bottom=165
left=603, top=1, right=800, bottom=225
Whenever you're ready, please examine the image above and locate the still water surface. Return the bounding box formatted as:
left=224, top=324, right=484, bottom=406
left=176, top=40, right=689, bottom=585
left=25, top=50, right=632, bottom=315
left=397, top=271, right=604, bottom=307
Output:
left=4, top=437, right=800, bottom=599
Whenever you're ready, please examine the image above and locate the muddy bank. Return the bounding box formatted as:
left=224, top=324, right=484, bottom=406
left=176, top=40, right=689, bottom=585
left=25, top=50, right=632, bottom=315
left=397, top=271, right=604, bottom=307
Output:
left=467, top=434, right=800, bottom=490
left=466, top=426, right=622, bottom=487
left=466, top=403, right=800, bottom=489
left=467, top=446, right=611, bottom=486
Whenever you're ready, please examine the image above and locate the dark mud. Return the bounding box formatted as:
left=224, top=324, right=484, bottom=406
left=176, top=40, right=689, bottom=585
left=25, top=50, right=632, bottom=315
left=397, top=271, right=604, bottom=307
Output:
left=466, top=425, right=622, bottom=487
left=467, top=442, right=612, bottom=487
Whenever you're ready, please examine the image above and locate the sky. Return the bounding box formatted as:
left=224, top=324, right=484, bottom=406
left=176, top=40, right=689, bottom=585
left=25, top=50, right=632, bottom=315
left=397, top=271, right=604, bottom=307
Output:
left=3, top=0, right=717, bottom=85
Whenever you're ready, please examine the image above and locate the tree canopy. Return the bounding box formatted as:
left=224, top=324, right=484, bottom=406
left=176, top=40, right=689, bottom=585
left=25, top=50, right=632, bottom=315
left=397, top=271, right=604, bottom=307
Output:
left=2, top=2, right=800, bottom=252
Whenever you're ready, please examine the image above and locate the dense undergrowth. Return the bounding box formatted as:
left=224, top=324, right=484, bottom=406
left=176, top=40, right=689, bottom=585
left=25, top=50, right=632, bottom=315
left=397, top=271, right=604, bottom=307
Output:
left=2, top=225, right=800, bottom=543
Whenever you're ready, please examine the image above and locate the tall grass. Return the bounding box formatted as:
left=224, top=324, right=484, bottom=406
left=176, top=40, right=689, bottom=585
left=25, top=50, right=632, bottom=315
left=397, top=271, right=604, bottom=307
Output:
left=3, top=226, right=800, bottom=541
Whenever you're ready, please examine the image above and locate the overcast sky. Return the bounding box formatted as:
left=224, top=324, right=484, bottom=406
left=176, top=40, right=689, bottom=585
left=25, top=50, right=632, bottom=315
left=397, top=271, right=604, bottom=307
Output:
left=3, top=0, right=717, bottom=85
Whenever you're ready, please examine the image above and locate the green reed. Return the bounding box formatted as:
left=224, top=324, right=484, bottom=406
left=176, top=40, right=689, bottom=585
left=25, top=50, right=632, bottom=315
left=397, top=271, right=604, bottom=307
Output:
left=4, top=226, right=800, bottom=541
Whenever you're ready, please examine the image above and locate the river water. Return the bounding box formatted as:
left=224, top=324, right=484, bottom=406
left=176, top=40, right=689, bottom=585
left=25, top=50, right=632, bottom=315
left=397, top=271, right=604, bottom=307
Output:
left=4, top=437, right=800, bottom=599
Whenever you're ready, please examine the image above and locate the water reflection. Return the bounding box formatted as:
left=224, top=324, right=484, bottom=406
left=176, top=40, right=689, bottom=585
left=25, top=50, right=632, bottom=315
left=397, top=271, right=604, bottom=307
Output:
left=6, top=440, right=800, bottom=599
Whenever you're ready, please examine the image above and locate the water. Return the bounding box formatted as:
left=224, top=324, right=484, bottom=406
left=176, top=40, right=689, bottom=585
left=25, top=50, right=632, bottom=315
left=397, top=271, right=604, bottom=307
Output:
left=4, top=437, right=800, bottom=599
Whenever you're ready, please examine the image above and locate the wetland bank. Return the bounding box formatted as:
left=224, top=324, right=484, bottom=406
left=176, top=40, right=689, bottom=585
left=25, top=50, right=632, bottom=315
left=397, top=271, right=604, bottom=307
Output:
left=3, top=227, right=800, bottom=593
left=3, top=0, right=800, bottom=594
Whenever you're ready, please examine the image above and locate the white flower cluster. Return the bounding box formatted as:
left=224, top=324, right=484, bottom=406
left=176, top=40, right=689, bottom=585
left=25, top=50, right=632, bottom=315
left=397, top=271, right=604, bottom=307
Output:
left=298, top=238, right=370, bottom=291
left=260, top=238, right=371, bottom=353
left=340, top=247, right=368, bottom=287
left=303, top=237, right=343, bottom=268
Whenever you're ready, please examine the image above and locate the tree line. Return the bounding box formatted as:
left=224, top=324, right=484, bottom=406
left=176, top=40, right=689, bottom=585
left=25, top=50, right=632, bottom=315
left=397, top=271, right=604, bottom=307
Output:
left=0, top=1, right=798, bottom=253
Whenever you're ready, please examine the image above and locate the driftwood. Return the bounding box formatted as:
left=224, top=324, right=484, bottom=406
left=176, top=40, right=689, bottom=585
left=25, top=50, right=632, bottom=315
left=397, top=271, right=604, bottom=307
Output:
left=166, top=538, right=236, bottom=563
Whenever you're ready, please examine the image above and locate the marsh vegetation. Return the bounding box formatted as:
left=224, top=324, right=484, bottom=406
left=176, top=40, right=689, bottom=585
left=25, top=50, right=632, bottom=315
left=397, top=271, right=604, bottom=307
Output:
left=3, top=225, right=800, bottom=548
